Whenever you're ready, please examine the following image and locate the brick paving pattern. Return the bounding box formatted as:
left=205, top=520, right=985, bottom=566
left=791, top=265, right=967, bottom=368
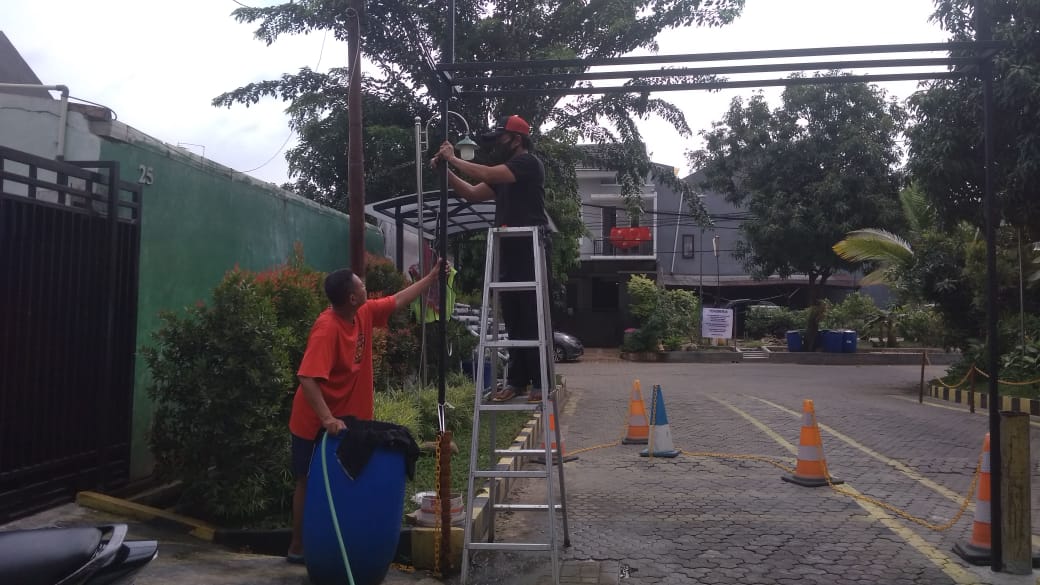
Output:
left=466, top=360, right=1040, bottom=585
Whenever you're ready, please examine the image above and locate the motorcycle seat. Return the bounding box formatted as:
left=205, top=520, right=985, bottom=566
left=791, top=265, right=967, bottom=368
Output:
left=0, top=526, right=103, bottom=585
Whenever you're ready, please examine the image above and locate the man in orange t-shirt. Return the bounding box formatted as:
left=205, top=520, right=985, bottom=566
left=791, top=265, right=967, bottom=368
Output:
left=286, top=259, right=442, bottom=562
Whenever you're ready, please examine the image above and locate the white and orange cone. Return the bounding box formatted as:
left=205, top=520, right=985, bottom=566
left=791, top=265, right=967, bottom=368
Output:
left=622, top=380, right=650, bottom=445
left=782, top=399, right=842, bottom=487
left=535, top=399, right=578, bottom=464
left=953, top=433, right=992, bottom=565
left=639, top=385, right=680, bottom=458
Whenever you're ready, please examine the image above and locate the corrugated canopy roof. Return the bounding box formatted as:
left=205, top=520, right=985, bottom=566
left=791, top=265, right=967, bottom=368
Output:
left=366, top=189, right=557, bottom=237
left=365, top=189, right=497, bottom=237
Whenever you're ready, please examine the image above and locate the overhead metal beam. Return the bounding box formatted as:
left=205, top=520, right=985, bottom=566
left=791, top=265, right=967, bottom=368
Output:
left=436, top=41, right=1003, bottom=72
left=451, top=57, right=976, bottom=87
left=458, top=71, right=965, bottom=98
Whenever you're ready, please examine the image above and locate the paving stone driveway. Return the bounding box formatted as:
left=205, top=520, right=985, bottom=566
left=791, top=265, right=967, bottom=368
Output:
left=470, top=360, right=1040, bottom=585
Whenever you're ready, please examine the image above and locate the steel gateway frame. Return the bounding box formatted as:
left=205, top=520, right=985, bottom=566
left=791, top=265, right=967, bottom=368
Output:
left=417, top=0, right=1008, bottom=570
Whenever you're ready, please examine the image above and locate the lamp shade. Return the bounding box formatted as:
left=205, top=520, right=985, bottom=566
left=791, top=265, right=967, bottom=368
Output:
left=456, top=136, right=478, bottom=161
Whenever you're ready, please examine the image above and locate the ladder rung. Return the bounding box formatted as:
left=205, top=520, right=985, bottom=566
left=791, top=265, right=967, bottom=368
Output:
left=491, top=227, right=541, bottom=236
left=493, top=503, right=563, bottom=511
left=483, top=340, right=542, bottom=348
left=467, top=542, right=552, bottom=552
left=479, top=403, right=542, bottom=412
left=494, top=448, right=555, bottom=457
left=488, top=281, right=538, bottom=291
left=473, top=470, right=549, bottom=479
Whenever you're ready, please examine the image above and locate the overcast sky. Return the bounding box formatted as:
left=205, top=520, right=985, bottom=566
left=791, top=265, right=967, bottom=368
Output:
left=2, top=0, right=949, bottom=187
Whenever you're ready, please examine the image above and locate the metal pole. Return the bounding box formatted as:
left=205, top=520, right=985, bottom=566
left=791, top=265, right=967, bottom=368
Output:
left=436, top=0, right=456, bottom=574
left=669, top=192, right=683, bottom=274
left=416, top=117, right=429, bottom=387
left=1018, top=228, right=1026, bottom=349
left=347, top=1, right=366, bottom=276
left=976, top=0, right=1002, bottom=571
left=713, top=233, right=721, bottom=308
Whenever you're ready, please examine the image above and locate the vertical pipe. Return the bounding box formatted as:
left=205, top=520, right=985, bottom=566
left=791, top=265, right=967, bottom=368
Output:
left=976, top=0, right=1002, bottom=570
left=437, top=0, right=456, bottom=574
left=99, top=164, right=120, bottom=488
left=395, top=215, right=404, bottom=271
left=1017, top=228, right=1025, bottom=349
left=56, top=86, right=69, bottom=161
left=347, top=1, right=366, bottom=277
left=416, top=117, right=428, bottom=386
left=669, top=192, right=683, bottom=274
left=919, top=351, right=925, bottom=404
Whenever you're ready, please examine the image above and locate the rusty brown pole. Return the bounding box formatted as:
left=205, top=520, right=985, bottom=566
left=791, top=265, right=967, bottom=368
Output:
left=919, top=351, right=926, bottom=404
left=347, top=0, right=366, bottom=277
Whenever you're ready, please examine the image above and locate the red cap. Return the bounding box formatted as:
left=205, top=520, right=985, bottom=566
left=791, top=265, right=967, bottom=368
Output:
left=481, top=115, right=530, bottom=141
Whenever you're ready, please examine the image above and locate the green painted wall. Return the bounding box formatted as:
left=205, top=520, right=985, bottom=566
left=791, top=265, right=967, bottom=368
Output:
left=99, top=139, right=383, bottom=478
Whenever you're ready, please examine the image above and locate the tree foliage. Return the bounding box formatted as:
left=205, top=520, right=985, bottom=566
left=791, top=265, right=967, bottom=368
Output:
left=690, top=75, right=906, bottom=292
left=215, top=0, right=746, bottom=227
left=906, top=0, right=1040, bottom=241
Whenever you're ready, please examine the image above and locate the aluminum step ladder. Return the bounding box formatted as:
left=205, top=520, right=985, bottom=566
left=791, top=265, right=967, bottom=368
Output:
left=461, top=226, right=570, bottom=585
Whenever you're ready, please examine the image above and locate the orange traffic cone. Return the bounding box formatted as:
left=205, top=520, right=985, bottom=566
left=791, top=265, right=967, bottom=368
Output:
left=782, top=399, right=842, bottom=487
left=621, top=380, right=650, bottom=445
left=535, top=399, right=578, bottom=464
left=953, top=433, right=992, bottom=565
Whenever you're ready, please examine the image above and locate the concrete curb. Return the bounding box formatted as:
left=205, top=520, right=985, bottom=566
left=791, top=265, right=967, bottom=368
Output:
left=623, top=349, right=960, bottom=365
left=927, top=383, right=1040, bottom=415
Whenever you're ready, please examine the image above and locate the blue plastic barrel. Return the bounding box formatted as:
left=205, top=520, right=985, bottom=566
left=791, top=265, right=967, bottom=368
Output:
left=304, top=435, right=406, bottom=585
left=842, top=330, right=858, bottom=353
left=823, top=330, right=844, bottom=353
left=785, top=330, right=803, bottom=352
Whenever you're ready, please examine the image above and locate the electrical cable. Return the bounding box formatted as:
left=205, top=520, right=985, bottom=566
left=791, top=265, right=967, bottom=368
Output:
left=238, top=22, right=335, bottom=174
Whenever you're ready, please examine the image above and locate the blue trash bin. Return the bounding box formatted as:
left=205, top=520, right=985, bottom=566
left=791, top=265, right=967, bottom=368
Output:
left=822, top=330, right=844, bottom=353
left=842, top=330, right=858, bottom=353
left=465, top=351, right=493, bottom=392
left=785, top=330, right=803, bottom=352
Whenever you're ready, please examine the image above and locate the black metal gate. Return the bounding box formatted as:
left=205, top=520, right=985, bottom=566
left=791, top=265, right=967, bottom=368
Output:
left=0, top=146, right=142, bottom=523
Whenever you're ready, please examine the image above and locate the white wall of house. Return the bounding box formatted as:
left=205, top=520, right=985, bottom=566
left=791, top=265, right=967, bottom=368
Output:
left=0, top=93, right=101, bottom=161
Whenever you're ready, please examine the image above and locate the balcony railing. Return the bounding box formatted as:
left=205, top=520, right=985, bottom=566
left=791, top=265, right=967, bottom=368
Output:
left=591, top=237, right=654, bottom=257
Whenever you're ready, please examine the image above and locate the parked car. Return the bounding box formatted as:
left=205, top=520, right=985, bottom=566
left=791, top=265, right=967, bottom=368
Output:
left=455, top=302, right=582, bottom=362
left=553, top=331, right=584, bottom=362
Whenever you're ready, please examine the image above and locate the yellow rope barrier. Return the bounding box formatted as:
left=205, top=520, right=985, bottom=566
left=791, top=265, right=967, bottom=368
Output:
left=821, top=446, right=981, bottom=532
left=932, top=364, right=976, bottom=390
left=972, top=365, right=1040, bottom=386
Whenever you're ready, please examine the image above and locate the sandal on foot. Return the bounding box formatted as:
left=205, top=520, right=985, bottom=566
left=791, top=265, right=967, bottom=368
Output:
left=287, top=553, right=305, bottom=565
left=527, top=392, right=543, bottom=403
left=492, top=387, right=520, bottom=402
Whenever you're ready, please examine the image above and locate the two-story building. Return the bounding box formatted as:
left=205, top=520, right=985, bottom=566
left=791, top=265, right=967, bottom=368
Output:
left=559, top=161, right=857, bottom=347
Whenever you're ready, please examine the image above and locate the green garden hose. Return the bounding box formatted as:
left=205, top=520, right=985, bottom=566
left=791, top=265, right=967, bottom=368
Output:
left=320, top=432, right=356, bottom=585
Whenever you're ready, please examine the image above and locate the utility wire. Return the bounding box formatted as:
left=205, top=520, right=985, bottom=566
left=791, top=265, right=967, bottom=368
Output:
left=239, top=26, right=334, bottom=174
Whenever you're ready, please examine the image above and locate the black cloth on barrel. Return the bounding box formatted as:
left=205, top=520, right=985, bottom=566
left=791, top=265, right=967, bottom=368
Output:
left=334, top=417, right=421, bottom=481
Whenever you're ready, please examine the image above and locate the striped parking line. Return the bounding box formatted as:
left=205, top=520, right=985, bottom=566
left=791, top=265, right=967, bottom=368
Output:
left=711, top=395, right=979, bottom=585
left=752, top=395, right=1040, bottom=550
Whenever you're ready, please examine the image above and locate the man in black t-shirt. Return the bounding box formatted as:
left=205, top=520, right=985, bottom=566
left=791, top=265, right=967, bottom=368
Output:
left=432, top=115, right=549, bottom=402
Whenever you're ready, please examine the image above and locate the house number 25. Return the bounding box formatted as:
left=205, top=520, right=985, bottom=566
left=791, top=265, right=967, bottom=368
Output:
left=137, top=165, right=155, bottom=185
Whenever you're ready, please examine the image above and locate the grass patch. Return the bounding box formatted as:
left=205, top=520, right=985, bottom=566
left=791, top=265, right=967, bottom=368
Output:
left=405, top=411, right=530, bottom=514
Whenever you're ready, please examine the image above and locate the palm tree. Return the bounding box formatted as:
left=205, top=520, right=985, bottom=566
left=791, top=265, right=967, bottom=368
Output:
left=832, top=185, right=934, bottom=287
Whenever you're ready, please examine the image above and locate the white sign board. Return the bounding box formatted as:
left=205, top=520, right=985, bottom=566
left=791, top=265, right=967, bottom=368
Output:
left=701, top=308, right=734, bottom=339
